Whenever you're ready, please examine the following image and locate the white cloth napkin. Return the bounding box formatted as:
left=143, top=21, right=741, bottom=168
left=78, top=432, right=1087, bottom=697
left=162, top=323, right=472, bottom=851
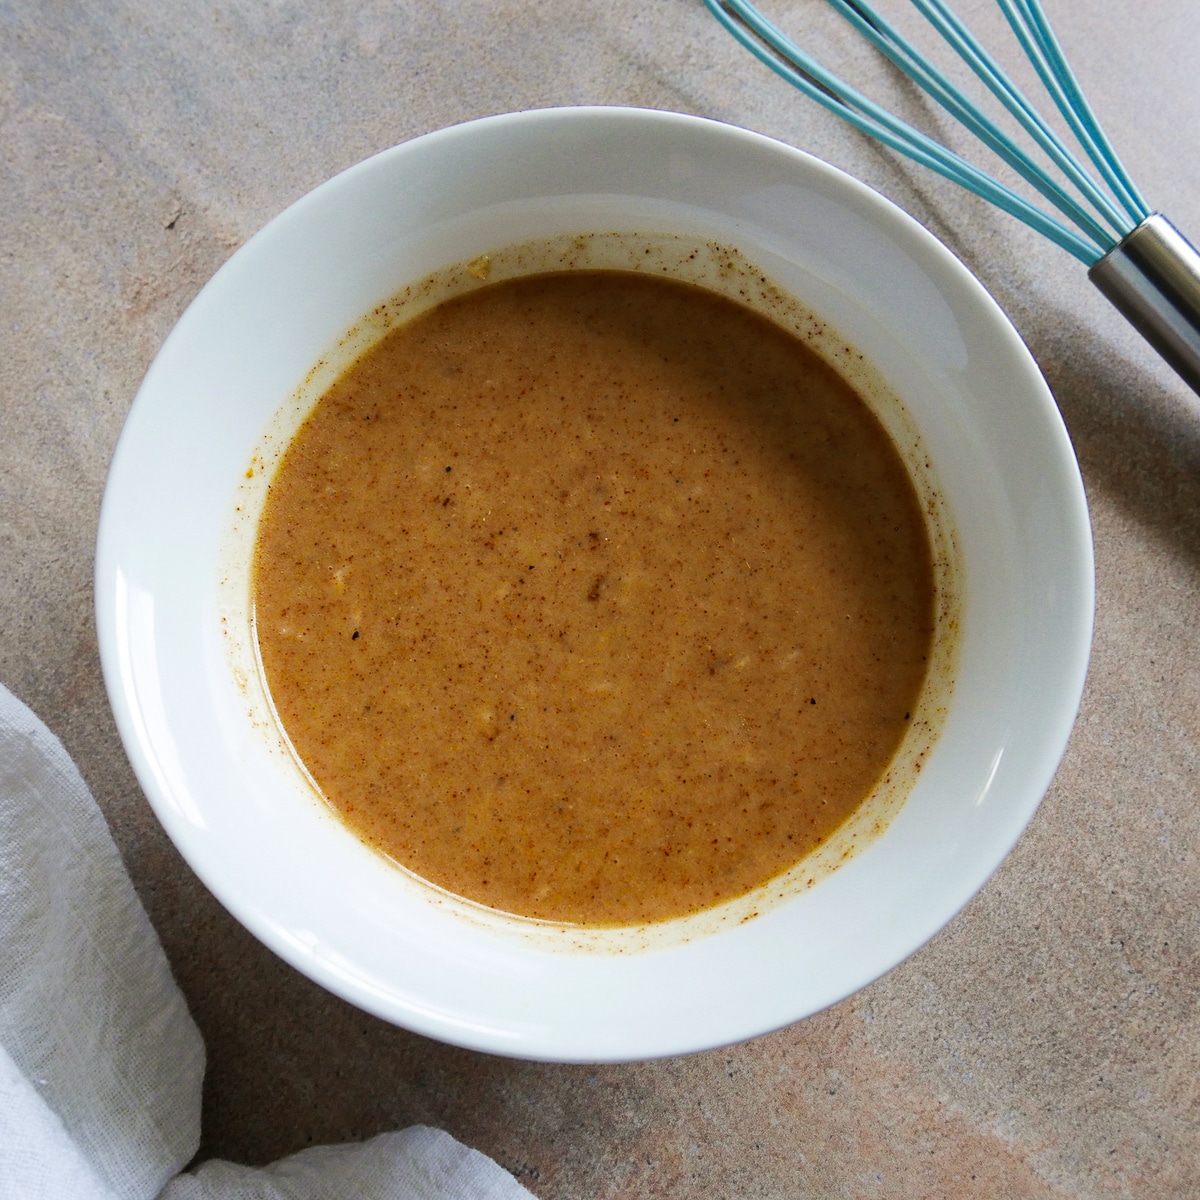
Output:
left=0, top=684, right=534, bottom=1200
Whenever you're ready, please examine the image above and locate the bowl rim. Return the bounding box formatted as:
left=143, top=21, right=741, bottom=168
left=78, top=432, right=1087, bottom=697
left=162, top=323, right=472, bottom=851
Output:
left=95, top=105, right=1094, bottom=1060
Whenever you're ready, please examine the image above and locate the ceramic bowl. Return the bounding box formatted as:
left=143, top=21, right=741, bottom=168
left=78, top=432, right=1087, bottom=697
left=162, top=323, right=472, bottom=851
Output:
left=96, top=107, right=1093, bottom=1061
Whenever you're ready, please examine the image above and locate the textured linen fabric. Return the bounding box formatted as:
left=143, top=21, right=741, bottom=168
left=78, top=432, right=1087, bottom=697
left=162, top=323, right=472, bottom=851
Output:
left=0, top=683, right=204, bottom=1199
left=0, top=1042, right=121, bottom=1200
left=161, top=1128, right=536, bottom=1200
left=0, top=684, right=534, bottom=1200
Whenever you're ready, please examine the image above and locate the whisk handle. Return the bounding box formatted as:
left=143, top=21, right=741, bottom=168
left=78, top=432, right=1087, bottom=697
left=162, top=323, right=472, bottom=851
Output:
left=1089, top=214, right=1200, bottom=396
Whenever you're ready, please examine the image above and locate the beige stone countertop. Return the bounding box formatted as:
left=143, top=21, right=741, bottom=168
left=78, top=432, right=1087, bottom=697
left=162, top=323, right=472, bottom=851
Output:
left=2, top=2, right=1198, bottom=1196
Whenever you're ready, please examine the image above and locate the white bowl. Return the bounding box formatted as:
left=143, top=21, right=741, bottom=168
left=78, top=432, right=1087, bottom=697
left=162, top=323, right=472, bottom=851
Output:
left=96, top=107, right=1093, bottom=1061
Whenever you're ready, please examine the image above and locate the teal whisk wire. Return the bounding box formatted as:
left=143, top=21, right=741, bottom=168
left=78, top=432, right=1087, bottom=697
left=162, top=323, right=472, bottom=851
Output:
left=705, top=0, right=1200, bottom=399
left=821, top=0, right=1108, bottom=247
left=996, top=0, right=1148, bottom=224
left=888, top=0, right=1131, bottom=240
left=703, top=0, right=1139, bottom=264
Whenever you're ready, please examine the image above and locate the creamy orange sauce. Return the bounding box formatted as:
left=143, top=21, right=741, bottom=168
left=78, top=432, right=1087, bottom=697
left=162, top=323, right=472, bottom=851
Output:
left=253, top=271, right=934, bottom=926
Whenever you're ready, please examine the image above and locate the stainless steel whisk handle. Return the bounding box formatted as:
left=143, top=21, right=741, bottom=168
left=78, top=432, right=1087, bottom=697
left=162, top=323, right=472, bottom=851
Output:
left=1089, top=214, right=1200, bottom=396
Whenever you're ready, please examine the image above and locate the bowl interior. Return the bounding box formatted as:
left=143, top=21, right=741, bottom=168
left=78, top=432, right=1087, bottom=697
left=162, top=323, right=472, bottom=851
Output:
left=96, top=107, right=1093, bottom=1061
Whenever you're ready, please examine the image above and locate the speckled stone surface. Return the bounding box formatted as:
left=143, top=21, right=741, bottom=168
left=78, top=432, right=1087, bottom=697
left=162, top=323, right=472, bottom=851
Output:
left=2, top=2, right=1198, bottom=1196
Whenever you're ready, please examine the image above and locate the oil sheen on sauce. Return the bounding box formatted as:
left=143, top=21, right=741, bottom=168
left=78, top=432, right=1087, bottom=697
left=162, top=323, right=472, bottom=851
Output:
left=252, top=271, right=935, bottom=926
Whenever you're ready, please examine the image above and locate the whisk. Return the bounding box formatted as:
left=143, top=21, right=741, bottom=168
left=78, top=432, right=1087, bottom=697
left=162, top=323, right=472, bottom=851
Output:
left=705, top=0, right=1200, bottom=396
